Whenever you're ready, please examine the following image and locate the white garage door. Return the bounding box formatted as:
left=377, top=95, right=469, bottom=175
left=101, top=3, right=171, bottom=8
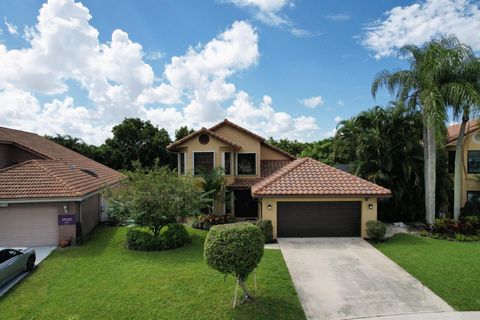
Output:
left=0, top=206, right=59, bottom=246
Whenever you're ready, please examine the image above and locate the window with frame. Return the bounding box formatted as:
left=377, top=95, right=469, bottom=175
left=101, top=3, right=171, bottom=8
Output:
left=194, top=152, right=214, bottom=175
left=223, top=152, right=231, bottom=175
left=467, top=191, right=480, bottom=206
left=178, top=152, right=186, bottom=175
left=237, top=153, right=256, bottom=175
left=448, top=150, right=455, bottom=174
left=467, top=151, right=480, bottom=174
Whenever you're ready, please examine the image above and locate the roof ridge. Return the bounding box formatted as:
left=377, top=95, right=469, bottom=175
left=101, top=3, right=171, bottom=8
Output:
left=0, top=159, right=41, bottom=173
left=252, top=158, right=308, bottom=195
left=209, top=119, right=266, bottom=142
left=34, top=160, right=83, bottom=197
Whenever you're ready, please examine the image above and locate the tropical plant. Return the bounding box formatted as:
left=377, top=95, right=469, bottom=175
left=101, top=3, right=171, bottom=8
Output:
left=371, top=36, right=475, bottom=224
left=106, top=162, right=206, bottom=237
left=197, top=167, right=226, bottom=214
left=299, top=138, right=334, bottom=165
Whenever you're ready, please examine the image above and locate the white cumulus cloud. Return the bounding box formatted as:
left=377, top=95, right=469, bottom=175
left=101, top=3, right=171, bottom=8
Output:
left=301, top=96, right=324, bottom=108
left=0, top=0, right=319, bottom=144
left=363, top=0, right=480, bottom=59
left=4, top=18, right=18, bottom=35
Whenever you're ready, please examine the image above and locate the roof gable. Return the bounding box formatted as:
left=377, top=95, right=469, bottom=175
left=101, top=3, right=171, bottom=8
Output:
left=252, top=158, right=391, bottom=197
left=166, top=127, right=241, bottom=151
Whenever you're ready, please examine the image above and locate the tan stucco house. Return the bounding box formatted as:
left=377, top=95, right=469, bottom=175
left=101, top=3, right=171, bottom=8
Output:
left=446, top=120, right=480, bottom=210
left=167, top=119, right=391, bottom=238
left=0, top=126, right=124, bottom=247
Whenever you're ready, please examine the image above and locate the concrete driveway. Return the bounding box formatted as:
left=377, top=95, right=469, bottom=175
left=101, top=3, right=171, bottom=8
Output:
left=278, top=238, right=453, bottom=320
left=0, top=246, right=56, bottom=297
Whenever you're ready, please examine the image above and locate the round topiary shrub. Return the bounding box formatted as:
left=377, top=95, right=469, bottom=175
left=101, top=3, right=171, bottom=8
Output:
left=162, top=223, right=191, bottom=250
left=366, top=220, right=387, bottom=242
left=256, top=219, right=273, bottom=244
left=204, top=222, right=264, bottom=303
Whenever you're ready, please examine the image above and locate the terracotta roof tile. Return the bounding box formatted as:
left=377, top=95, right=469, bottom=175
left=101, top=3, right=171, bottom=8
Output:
left=447, top=120, right=479, bottom=142
left=252, top=158, right=391, bottom=197
left=0, top=126, right=124, bottom=200
left=261, top=160, right=292, bottom=178
left=166, top=127, right=241, bottom=151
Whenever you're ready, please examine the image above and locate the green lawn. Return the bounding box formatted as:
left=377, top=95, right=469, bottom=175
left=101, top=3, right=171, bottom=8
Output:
left=374, top=234, right=480, bottom=311
left=0, top=226, right=305, bottom=320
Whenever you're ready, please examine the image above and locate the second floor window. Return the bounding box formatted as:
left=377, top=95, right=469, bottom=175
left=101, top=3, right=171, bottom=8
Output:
left=237, top=153, right=256, bottom=175
left=467, top=151, right=480, bottom=174
left=194, top=152, right=214, bottom=175
left=223, top=152, right=231, bottom=175
left=448, top=150, right=455, bottom=174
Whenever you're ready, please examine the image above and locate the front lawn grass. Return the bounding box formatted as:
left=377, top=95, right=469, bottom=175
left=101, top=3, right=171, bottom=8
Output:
left=0, top=226, right=305, bottom=320
left=374, top=233, right=480, bottom=311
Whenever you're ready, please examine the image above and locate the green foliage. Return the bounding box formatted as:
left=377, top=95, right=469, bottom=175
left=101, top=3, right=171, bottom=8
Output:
left=461, top=201, right=480, bottom=217
left=104, top=118, right=174, bottom=170
left=299, top=138, right=334, bottom=165
left=433, top=217, right=480, bottom=238
left=103, top=198, right=129, bottom=226
left=106, top=164, right=206, bottom=237
left=366, top=220, right=387, bottom=242
left=266, top=137, right=306, bottom=156
left=175, top=126, right=195, bottom=140
left=334, top=104, right=427, bottom=221
left=256, top=220, right=274, bottom=244
left=204, top=223, right=264, bottom=281
left=191, top=214, right=235, bottom=230
left=126, top=224, right=190, bottom=251
left=197, top=167, right=226, bottom=214
left=126, top=228, right=164, bottom=251
left=161, top=223, right=191, bottom=250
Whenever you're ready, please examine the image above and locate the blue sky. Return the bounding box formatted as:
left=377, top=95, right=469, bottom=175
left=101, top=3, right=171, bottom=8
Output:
left=0, top=0, right=479, bottom=144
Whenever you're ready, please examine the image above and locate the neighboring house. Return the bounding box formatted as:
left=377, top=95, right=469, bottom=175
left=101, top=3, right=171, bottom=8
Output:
left=167, top=119, right=391, bottom=238
left=446, top=120, right=480, bottom=210
left=0, top=126, right=124, bottom=247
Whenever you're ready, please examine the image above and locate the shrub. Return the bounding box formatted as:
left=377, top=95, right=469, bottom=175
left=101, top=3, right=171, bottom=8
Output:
left=126, top=224, right=191, bottom=251
left=433, top=216, right=480, bottom=237
left=256, top=220, right=273, bottom=244
left=461, top=201, right=480, bottom=218
left=162, top=223, right=191, bottom=250
left=192, top=214, right=234, bottom=230
left=126, top=228, right=163, bottom=251
left=204, top=223, right=264, bottom=304
left=366, top=220, right=387, bottom=242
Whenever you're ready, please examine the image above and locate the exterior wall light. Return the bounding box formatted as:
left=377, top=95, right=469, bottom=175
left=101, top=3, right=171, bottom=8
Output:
left=267, top=204, right=272, bottom=210
left=368, top=204, right=374, bottom=210
left=64, top=205, right=69, bottom=214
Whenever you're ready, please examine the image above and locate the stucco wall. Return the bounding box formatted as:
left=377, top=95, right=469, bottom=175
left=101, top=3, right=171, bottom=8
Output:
left=260, top=197, right=378, bottom=239
left=80, top=194, right=100, bottom=237
left=446, top=131, right=480, bottom=207
left=260, top=144, right=291, bottom=160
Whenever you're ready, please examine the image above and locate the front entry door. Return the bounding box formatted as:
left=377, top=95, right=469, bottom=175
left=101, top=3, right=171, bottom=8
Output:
left=234, top=190, right=258, bottom=218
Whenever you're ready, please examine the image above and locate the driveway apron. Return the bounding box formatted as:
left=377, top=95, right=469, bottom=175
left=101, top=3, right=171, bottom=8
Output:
left=278, top=238, right=453, bottom=320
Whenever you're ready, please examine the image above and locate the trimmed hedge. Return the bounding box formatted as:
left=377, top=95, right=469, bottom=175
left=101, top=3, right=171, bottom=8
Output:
left=204, top=222, right=264, bottom=281
left=366, top=220, right=387, bottom=242
left=192, top=214, right=235, bottom=230
left=126, top=223, right=190, bottom=251
left=256, top=220, right=274, bottom=243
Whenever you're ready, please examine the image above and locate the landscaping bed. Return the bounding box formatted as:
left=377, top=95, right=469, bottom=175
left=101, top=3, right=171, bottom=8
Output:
left=0, top=226, right=305, bottom=320
left=375, top=233, right=480, bottom=310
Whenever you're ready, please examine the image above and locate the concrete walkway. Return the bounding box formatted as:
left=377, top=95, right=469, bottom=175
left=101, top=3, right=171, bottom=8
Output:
left=278, top=238, right=453, bottom=320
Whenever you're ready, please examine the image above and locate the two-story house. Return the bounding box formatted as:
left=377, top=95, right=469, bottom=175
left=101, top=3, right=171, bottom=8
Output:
left=446, top=120, right=480, bottom=210
left=167, top=119, right=390, bottom=239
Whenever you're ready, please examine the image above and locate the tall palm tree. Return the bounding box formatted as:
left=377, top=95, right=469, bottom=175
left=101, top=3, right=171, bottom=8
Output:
left=371, top=36, right=472, bottom=224
left=197, top=167, right=226, bottom=214
left=439, top=42, right=480, bottom=219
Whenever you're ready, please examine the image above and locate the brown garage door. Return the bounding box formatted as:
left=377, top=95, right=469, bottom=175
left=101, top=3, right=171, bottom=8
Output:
left=277, top=201, right=361, bottom=237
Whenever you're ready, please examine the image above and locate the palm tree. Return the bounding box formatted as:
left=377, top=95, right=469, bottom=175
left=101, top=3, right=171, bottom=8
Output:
left=440, top=43, right=480, bottom=220
left=197, top=167, right=226, bottom=214
left=371, top=36, right=473, bottom=224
